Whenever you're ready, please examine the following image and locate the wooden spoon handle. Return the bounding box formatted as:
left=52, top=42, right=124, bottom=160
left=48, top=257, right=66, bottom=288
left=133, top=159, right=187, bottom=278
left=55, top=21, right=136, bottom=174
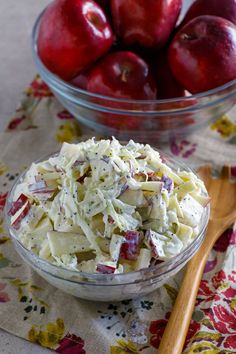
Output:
left=158, top=220, right=222, bottom=354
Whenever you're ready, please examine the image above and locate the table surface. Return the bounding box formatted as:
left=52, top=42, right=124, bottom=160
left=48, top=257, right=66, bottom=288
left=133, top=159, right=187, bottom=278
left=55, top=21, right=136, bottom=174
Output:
left=0, top=0, right=191, bottom=352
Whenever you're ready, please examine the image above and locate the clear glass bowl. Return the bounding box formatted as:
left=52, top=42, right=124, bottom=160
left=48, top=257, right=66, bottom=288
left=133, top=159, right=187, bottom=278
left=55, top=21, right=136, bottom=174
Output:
left=32, top=6, right=236, bottom=143
left=5, top=152, right=210, bottom=301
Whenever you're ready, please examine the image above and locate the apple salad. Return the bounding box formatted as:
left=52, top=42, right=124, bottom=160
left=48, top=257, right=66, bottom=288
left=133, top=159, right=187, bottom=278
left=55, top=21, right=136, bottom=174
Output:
left=8, top=138, right=209, bottom=274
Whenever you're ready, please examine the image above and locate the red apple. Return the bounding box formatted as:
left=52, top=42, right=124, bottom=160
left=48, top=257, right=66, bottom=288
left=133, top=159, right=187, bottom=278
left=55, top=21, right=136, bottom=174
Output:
left=38, top=0, right=113, bottom=80
left=95, top=0, right=110, bottom=11
left=70, top=71, right=89, bottom=90
left=87, top=51, right=157, bottom=99
left=182, top=0, right=236, bottom=27
left=169, top=15, right=236, bottom=93
left=153, top=50, right=185, bottom=99
left=111, top=0, right=182, bottom=49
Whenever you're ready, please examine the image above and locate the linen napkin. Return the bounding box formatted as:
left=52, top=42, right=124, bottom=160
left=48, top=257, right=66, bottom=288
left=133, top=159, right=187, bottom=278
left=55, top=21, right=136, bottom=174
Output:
left=0, top=76, right=235, bottom=353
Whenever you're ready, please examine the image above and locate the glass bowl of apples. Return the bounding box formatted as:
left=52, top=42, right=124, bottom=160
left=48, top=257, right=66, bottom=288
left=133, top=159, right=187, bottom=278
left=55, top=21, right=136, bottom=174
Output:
left=32, top=0, right=236, bottom=142
left=5, top=140, right=210, bottom=301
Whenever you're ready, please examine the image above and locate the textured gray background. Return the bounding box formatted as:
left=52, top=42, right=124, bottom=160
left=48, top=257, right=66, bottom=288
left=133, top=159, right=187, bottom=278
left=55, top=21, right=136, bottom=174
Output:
left=0, top=2, right=52, bottom=352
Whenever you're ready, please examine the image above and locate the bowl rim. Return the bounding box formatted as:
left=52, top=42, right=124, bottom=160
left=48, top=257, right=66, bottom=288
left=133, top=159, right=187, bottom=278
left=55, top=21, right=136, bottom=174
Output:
left=5, top=145, right=210, bottom=284
left=32, top=7, right=236, bottom=107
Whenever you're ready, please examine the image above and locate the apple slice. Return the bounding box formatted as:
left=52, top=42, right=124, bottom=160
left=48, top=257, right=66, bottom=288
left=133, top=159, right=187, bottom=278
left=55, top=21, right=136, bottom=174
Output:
left=28, top=180, right=55, bottom=194
left=174, top=180, right=197, bottom=198
left=11, top=201, right=31, bottom=230
left=145, top=230, right=168, bottom=259
left=39, top=240, right=51, bottom=260
left=119, top=189, right=147, bottom=207
left=120, top=231, right=140, bottom=260
left=8, top=194, right=28, bottom=216
left=109, top=234, right=124, bottom=262
left=176, top=222, right=193, bottom=244
left=179, top=194, right=204, bottom=227
left=135, top=248, right=152, bottom=270
left=190, top=192, right=211, bottom=207
left=47, top=231, right=91, bottom=257
left=168, top=194, right=184, bottom=218
left=96, top=263, right=116, bottom=274
left=140, top=181, right=163, bottom=193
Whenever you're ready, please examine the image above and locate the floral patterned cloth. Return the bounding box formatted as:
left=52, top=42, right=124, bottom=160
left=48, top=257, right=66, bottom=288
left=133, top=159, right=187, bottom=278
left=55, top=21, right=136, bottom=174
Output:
left=0, top=76, right=236, bottom=353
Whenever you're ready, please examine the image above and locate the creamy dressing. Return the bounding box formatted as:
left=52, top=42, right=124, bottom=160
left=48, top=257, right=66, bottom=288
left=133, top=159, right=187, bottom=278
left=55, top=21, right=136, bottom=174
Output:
left=9, top=138, right=209, bottom=273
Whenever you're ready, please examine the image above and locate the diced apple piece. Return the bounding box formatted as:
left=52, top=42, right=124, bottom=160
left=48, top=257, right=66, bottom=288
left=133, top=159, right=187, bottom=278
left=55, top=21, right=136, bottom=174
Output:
left=55, top=220, right=83, bottom=233
left=19, top=218, right=52, bottom=251
left=90, top=214, right=105, bottom=235
left=47, top=231, right=91, bottom=257
left=166, top=170, right=183, bottom=185
left=39, top=240, right=51, bottom=260
left=190, top=192, right=211, bottom=207
left=167, top=210, right=179, bottom=224
left=11, top=201, right=30, bottom=229
left=164, top=232, right=183, bottom=258
left=36, top=161, right=55, bottom=173
left=120, top=231, right=140, bottom=260
left=176, top=222, right=193, bottom=244
left=119, top=189, right=146, bottom=207
left=144, top=230, right=168, bottom=259
left=38, top=172, right=60, bottom=181
left=179, top=194, right=204, bottom=227
left=149, top=194, right=167, bottom=220
left=29, top=180, right=50, bottom=193
left=31, top=217, right=53, bottom=236
left=168, top=194, right=183, bottom=218
left=109, top=234, right=124, bottom=262
left=135, top=248, right=152, bottom=270
left=140, top=181, right=163, bottom=192
left=60, top=142, right=81, bottom=160
left=20, top=205, right=45, bottom=231
left=149, top=159, right=183, bottom=184
left=174, top=180, right=197, bottom=199
left=8, top=194, right=28, bottom=216
left=96, top=236, right=110, bottom=253
left=96, top=262, right=116, bottom=274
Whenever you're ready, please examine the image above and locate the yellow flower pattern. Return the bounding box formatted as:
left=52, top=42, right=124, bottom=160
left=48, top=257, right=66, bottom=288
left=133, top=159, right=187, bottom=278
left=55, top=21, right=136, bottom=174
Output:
left=0, top=161, right=7, bottom=176
left=0, top=219, right=5, bottom=234
left=0, top=236, right=10, bottom=244
left=56, top=121, right=82, bottom=143
left=187, top=341, right=234, bottom=354
left=230, top=298, right=236, bottom=310
left=28, top=318, right=65, bottom=349
left=211, top=115, right=236, bottom=138
left=110, top=339, right=140, bottom=354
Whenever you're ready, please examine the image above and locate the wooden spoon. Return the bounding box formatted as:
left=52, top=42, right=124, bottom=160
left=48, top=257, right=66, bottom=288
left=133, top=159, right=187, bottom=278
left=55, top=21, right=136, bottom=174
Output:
left=158, top=165, right=236, bottom=354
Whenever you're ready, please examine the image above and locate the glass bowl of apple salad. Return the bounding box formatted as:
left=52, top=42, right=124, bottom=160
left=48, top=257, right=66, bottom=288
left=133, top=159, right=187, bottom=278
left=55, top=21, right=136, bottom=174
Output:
left=6, top=138, right=210, bottom=301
